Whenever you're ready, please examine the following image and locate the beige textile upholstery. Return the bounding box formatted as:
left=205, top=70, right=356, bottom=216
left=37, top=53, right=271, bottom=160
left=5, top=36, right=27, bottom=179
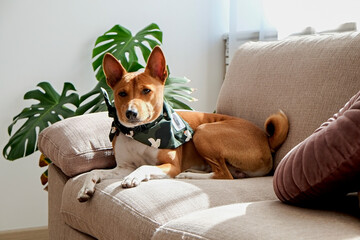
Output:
left=153, top=199, right=360, bottom=240
left=61, top=174, right=276, bottom=239
left=48, top=164, right=95, bottom=240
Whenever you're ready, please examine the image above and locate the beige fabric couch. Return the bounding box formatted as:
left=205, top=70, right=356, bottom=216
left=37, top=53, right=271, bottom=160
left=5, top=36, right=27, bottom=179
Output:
left=39, top=32, right=360, bottom=240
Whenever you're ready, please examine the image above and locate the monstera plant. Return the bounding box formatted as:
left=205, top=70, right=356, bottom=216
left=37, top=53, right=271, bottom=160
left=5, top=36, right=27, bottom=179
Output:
left=3, top=23, right=196, bottom=188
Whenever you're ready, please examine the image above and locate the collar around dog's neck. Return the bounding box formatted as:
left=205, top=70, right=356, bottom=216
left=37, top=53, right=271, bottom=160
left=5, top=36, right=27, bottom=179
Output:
left=101, top=88, right=193, bottom=149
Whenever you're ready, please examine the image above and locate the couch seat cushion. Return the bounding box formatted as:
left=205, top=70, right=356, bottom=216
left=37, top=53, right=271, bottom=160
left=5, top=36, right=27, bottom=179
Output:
left=61, top=175, right=276, bottom=239
left=153, top=198, right=360, bottom=240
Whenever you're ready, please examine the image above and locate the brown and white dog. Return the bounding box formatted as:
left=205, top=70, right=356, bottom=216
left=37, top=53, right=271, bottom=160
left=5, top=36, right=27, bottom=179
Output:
left=77, top=46, right=289, bottom=202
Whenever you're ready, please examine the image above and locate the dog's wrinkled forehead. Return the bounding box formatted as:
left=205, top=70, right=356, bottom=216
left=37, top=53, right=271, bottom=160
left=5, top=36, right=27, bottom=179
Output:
left=122, top=72, right=141, bottom=83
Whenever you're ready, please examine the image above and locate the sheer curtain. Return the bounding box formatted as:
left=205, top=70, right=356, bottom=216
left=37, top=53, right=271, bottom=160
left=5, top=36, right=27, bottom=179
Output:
left=228, top=0, right=360, bottom=61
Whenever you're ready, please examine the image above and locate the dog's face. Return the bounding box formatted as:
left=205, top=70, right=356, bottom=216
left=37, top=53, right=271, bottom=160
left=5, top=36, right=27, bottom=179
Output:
left=103, top=46, right=168, bottom=128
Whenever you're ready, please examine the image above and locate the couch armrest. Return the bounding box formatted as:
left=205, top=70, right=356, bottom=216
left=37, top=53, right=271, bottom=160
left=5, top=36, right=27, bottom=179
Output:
left=38, top=112, right=116, bottom=177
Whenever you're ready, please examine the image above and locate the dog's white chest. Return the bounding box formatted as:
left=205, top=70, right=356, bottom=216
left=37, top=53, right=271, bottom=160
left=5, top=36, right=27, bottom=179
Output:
left=113, top=133, right=159, bottom=168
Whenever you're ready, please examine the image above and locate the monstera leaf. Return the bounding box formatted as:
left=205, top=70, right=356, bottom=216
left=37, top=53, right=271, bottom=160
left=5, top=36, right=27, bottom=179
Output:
left=92, top=23, right=163, bottom=82
left=164, top=76, right=197, bottom=110
left=3, top=82, right=79, bottom=160
left=75, top=81, right=111, bottom=115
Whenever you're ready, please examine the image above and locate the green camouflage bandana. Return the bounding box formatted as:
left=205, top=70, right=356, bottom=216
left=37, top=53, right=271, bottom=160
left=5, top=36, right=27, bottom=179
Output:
left=101, top=88, right=194, bottom=149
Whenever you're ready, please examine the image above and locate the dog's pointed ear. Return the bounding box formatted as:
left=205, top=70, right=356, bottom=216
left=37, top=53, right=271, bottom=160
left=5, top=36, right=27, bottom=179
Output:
left=145, top=46, right=168, bottom=83
left=103, top=53, right=126, bottom=89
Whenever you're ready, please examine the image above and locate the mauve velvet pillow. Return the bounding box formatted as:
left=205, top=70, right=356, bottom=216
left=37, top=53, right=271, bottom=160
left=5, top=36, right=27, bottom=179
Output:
left=273, top=91, right=360, bottom=204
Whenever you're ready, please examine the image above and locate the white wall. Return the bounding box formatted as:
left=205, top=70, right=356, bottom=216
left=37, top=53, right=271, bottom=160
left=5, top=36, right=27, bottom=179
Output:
left=0, top=0, right=229, bottom=231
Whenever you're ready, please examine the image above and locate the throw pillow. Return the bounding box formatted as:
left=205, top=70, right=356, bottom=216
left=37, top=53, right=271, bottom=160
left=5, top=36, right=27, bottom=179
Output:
left=273, top=91, right=360, bottom=204
left=38, top=112, right=116, bottom=177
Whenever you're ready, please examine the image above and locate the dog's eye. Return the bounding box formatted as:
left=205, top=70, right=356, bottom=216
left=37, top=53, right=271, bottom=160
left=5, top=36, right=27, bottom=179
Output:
left=142, top=89, right=151, bottom=95
left=118, top=91, right=127, bottom=97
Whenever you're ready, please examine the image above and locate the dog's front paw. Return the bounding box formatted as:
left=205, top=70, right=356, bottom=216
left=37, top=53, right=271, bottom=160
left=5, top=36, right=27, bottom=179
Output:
left=121, top=176, right=144, bottom=188
left=77, top=186, right=95, bottom=202
left=121, top=174, right=150, bottom=188
left=121, top=167, right=151, bottom=188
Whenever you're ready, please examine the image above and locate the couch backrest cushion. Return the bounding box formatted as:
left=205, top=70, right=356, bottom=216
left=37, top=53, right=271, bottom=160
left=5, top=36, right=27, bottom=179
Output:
left=216, top=32, right=360, bottom=168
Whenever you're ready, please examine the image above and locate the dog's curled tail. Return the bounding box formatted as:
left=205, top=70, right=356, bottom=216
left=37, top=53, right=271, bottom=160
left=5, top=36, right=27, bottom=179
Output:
left=264, top=110, right=289, bottom=152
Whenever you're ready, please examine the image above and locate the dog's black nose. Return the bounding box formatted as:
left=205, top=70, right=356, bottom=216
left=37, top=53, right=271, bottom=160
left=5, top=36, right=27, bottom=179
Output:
left=126, top=109, right=138, bottom=120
